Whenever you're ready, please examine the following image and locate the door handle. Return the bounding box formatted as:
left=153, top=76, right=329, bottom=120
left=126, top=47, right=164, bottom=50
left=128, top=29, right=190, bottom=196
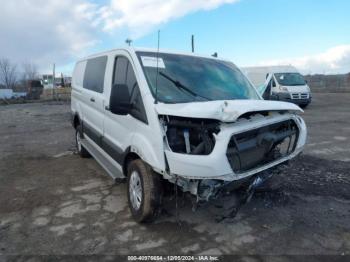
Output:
left=90, top=97, right=95, bottom=102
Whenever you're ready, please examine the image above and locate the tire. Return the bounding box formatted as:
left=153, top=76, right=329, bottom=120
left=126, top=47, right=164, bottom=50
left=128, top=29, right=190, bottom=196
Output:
left=75, top=124, right=91, bottom=158
left=127, top=159, right=162, bottom=223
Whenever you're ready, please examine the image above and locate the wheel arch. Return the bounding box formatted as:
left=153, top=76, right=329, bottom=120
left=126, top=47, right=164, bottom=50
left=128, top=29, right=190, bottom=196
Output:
left=123, top=150, right=141, bottom=176
left=73, top=114, right=81, bottom=129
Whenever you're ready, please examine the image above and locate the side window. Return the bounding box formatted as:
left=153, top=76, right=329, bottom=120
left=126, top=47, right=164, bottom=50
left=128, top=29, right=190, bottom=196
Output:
left=111, top=56, right=148, bottom=124
left=126, top=63, right=137, bottom=95
left=113, top=57, right=128, bottom=85
left=73, top=61, right=86, bottom=87
left=83, top=56, right=107, bottom=93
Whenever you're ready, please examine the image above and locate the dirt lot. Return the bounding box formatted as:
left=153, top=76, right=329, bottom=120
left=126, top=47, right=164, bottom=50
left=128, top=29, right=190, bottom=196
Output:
left=0, top=93, right=349, bottom=258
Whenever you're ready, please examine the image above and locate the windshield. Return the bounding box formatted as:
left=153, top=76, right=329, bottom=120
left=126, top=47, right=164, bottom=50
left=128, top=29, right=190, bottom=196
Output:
left=275, top=73, right=306, bottom=86
left=136, top=52, right=260, bottom=103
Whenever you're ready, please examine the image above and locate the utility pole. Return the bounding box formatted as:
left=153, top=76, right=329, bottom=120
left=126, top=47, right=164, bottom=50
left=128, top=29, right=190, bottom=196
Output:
left=191, top=35, right=195, bottom=53
left=52, top=63, right=55, bottom=100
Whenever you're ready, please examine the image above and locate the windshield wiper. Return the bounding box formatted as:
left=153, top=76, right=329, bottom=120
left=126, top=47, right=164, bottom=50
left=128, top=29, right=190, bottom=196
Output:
left=159, top=71, right=210, bottom=101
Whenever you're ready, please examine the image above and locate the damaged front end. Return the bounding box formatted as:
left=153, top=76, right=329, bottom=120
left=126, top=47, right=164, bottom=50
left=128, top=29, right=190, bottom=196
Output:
left=158, top=102, right=307, bottom=201
left=226, top=118, right=299, bottom=174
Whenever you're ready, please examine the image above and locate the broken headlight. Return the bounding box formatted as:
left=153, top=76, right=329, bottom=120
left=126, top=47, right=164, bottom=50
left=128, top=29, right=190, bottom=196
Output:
left=162, top=116, right=220, bottom=155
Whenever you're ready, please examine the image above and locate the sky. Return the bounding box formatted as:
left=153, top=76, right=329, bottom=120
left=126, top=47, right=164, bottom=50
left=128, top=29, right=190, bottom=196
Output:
left=0, top=0, right=349, bottom=76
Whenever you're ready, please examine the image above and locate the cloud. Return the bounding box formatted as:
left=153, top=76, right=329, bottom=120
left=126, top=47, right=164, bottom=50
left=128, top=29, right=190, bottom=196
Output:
left=259, top=45, right=350, bottom=74
left=0, top=0, right=100, bottom=71
left=1, top=1, right=349, bottom=76
left=0, top=0, right=239, bottom=73
left=100, top=0, right=240, bottom=37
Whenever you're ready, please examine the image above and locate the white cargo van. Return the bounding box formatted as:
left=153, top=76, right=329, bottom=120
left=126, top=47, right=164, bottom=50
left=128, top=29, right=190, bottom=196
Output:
left=71, top=48, right=307, bottom=222
left=242, top=66, right=312, bottom=108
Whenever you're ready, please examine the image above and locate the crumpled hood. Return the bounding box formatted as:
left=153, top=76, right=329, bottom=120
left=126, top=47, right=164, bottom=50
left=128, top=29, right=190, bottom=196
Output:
left=155, top=100, right=303, bottom=122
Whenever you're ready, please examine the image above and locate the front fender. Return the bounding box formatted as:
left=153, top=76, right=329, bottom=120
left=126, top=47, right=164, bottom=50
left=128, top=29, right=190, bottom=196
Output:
left=131, top=133, right=165, bottom=172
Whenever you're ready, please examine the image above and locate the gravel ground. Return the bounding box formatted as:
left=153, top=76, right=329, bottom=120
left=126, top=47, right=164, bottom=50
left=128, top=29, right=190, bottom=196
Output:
left=0, top=94, right=349, bottom=259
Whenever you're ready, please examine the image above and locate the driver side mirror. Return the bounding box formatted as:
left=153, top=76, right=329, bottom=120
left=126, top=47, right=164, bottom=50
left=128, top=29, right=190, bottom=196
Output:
left=109, top=84, right=131, bottom=115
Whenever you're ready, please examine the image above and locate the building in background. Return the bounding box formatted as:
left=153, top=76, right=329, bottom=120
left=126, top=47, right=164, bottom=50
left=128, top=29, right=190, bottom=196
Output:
left=42, top=74, right=54, bottom=89
left=41, top=74, right=72, bottom=89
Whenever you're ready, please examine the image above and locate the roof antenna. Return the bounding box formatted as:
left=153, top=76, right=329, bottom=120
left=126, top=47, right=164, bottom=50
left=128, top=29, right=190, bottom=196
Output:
left=155, top=30, right=160, bottom=104
left=125, top=38, right=132, bottom=46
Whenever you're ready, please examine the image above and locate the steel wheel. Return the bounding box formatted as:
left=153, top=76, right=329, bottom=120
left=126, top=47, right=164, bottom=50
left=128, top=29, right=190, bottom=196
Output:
left=76, top=130, right=82, bottom=152
left=129, top=171, right=142, bottom=210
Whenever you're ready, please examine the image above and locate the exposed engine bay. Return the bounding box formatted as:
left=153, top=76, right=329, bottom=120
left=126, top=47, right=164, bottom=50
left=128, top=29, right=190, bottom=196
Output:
left=162, top=116, right=220, bottom=155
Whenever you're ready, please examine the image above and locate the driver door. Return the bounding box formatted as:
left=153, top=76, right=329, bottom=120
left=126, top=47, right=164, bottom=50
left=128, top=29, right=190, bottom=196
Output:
left=102, top=55, right=148, bottom=166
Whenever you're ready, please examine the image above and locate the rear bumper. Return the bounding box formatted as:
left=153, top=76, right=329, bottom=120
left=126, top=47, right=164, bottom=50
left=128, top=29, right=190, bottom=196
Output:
left=164, top=114, right=307, bottom=182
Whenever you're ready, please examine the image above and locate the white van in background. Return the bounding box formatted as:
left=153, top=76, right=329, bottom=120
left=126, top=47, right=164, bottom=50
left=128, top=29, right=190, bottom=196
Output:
left=242, top=66, right=312, bottom=108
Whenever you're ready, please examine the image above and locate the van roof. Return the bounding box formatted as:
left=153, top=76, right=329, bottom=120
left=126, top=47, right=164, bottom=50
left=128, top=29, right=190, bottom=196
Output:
left=241, top=65, right=299, bottom=74
left=79, top=47, right=231, bottom=63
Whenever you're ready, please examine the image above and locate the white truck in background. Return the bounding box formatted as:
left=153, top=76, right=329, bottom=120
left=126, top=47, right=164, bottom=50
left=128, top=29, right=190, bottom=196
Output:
left=241, top=66, right=312, bottom=108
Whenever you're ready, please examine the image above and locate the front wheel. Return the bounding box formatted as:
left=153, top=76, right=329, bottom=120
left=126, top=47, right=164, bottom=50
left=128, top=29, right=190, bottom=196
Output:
left=127, top=159, right=162, bottom=223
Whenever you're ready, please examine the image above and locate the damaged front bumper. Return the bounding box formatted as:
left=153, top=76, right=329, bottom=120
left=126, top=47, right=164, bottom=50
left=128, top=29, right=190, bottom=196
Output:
left=164, top=113, right=307, bottom=182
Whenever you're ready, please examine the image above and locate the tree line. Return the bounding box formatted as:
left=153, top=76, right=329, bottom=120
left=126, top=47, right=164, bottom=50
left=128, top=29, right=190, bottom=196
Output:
left=0, top=58, right=38, bottom=89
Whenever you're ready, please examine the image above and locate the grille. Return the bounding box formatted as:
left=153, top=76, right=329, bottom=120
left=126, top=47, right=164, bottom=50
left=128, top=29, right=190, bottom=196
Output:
left=291, top=93, right=309, bottom=99
left=226, top=120, right=299, bottom=174
left=300, top=93, right=309, bottom=99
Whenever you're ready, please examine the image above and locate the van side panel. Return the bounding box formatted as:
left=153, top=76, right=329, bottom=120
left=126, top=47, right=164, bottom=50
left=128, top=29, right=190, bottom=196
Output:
left=71, top=61, right=87, bottom=121
left=79, top=56, right=107, bottom=146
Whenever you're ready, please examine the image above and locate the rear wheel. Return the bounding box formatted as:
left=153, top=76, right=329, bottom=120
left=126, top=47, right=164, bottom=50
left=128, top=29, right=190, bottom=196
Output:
left=127, top=159, right=162, bottom=223
left=75, top=124, right=91, bottom=158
